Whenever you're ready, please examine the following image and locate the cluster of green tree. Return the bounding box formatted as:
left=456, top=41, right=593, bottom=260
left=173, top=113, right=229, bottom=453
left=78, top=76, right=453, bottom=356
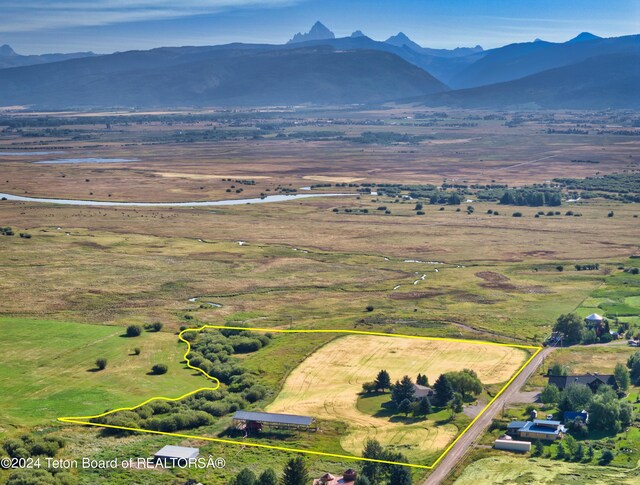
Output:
left=539, top=435, right=611, bottom=465
left=540, top=379, right=633, bottom=436
left=182, top=329, right=272, bottom=399
left=228, top=466, right=279, bottom=485
left=2, top=434, right=65, bottom=460
left=627, top=352, right=640, bottom=386
left=552, top=313, right=614, bottom=346
left=281, top=130, right=345, bottom=140
left=162, top=129, right=264, bottom=143
left=360, top=439, right=412, bottom=485
left=553, top=173, right=640, bottom=196
left=1, top=226, right=14, bottom=236
left=499, top=189, right=562, bottom=207
left=433, top=370, right=483, bottom=416
left=575, top=263, right=600, bottom=271
left=546, top=128, right=589, bottom=135
left=347, top=131, right=431, bottom=145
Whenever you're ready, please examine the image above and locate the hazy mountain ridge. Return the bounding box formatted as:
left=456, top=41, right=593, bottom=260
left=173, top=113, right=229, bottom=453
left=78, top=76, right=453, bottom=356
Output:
left=0, top=43, right=96, bottom=69
left=413, top=53, right=640, bottom=109
left=0, top=23, right=637, bottom=109
left=0, top=45, right=448, bottom=108
left=449, top=33, right=639, bottom=88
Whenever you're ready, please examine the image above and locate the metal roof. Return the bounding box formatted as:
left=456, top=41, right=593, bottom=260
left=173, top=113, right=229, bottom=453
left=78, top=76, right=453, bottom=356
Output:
left=233, top=410, right=314, bottom=426
left=154, top=445, right=199, bottom=459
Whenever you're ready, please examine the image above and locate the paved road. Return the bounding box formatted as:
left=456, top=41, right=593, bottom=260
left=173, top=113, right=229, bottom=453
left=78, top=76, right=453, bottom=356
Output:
left=425, top=346, right=555, bottom=485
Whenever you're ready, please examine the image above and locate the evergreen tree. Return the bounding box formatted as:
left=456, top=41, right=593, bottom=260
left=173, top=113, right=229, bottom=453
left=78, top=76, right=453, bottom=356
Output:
left=433, top=374, right=454, bottom=407
left=281, top=456, right=308, bottom=485
left=354, top=476, right=371, bottom=485
left=391, top=376, right=415, bottom=406
left=388, top=465, right=412, bottom=485
left=258, top=469, right=278, bottom=485
left=233, top=468, right=257, bottom=485
left=416, top=374, right=429, bottom=386
left=413, top=397, right=432, bottom=417
left=361, top=439, right=384, bottom=483
left=375, top=370, right=392, bottom=392
left=574, top=443, right=584, bottom=462
left=398, top=398, right=412, bottom=416
left=587, top=444, right=594, bottom=462
left=532, top=440, right=544, bottom=457
left=556, top=442, right=565, bottom=460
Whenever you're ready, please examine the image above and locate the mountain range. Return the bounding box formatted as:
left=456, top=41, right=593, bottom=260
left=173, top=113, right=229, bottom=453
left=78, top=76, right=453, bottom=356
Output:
left=0, top=22, right=638, bottom=109
left=0, top=44, right=95, bottom=69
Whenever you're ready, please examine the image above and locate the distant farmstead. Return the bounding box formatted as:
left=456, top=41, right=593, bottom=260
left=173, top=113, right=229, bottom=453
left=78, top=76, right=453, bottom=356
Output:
left=507, top=419, right=566, bottom=441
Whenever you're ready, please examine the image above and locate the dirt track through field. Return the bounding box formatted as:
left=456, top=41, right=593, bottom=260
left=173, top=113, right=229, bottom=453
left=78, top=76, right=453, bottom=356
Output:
left=267, top=335, right=527, bottom=461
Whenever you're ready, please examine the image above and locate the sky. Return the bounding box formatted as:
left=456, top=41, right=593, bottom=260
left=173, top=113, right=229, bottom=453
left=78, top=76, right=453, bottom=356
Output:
left=1, top=0, right=638, bottom=55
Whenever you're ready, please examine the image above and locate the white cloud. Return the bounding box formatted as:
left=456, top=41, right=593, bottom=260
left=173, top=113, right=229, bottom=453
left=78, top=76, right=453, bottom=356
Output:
left=0, top=0, right=301, bottom=32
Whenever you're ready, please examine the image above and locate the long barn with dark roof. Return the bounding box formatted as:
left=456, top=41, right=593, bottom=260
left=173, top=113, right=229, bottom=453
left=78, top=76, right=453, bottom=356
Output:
left=547, top=373, right=617, bottom=392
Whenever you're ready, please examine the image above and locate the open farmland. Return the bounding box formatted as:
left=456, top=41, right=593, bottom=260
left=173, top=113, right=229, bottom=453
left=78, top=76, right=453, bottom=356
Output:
left=267, top=334, right=528, bottom=463
left=0, top=107, right=638, bottom=484
left=0, top=317, right=204, bottom=428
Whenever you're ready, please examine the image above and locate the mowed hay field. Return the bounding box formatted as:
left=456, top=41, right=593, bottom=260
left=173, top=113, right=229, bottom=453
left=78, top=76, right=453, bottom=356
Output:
left=453, top=455, right=640, bottom=485
left=0, top=317, right=206, bottom=428
left=267, top=334, right=528, bottom=463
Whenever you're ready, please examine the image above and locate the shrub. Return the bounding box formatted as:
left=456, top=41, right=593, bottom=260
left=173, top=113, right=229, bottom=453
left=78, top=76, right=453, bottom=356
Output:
left=151, top=364, right=168, bottom=375
left=95, top=358, right=107, bottom=370
left=126, top=325, right=142, bottom=337
left=599, top=449, right=614, bottom=465
left=366, top=305, right=374, bottom=312
left=512, top=211, right=523, bottom=217
left=147, top=322, right=163, bottom=332
left=133, top=347, right=141, bottom=355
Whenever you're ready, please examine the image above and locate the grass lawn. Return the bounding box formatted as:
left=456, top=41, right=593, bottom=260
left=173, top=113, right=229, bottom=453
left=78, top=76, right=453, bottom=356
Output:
left=0, top=317, right=207, bottom=429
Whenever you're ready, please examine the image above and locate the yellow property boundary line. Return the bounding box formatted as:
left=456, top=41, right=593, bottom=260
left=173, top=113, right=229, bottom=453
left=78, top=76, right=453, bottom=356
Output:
left=58, top=325, right=542, bottom=470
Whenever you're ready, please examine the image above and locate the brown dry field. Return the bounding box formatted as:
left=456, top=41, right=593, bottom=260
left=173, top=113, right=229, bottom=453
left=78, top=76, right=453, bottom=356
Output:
left=268, top=334, right=527, bottom=462
left=0, top=108, right=638, bottom=340
left=1, top=108, right=638, bottom=203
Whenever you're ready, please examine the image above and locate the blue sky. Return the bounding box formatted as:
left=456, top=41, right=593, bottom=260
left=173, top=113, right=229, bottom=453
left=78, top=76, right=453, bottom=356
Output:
left=2, top=0, right=638, bottom=54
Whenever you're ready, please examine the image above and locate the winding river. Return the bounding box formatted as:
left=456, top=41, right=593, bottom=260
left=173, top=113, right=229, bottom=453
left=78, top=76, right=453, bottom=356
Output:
left=0, top=192, right=355, bottom=207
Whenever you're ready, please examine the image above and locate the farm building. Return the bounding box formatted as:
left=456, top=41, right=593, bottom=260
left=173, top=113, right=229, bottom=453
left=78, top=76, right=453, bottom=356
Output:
left=507, top=419, right=566, bottom=441
left=548, top=373, right=618, bottom=392
left=312, top=469, right=357, bottom=484
left=232, top=410, right=316, bottom=432
left=153, top=445, right=199, bottom=465
left=585, top=313, right=604, bottom=325
left=494, top=438, right=531, bottom=453
left=412, top=383, right=434, bottom=399
left=564, top=410, right=589, bottom=424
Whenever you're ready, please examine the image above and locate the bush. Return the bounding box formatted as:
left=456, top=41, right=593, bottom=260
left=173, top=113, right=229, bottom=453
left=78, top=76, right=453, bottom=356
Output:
left=366, top=305, right=374, bottom=312
left=95, top=358, right=107, bottom=370
left=599, top=449, right=614, bottom=465
left=126, top=325, right=142, bottom=337
left=512, top=211, right=523, bottom=217
left=151, top=364, right=168, bottom=375
left=147, top=322, right=163, bottom=332
left=133, top=347, right=141, bottom=355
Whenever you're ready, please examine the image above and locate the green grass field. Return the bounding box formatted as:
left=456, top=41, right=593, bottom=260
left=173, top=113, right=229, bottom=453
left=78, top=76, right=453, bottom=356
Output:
left=0, top=317, right=206, bottom=429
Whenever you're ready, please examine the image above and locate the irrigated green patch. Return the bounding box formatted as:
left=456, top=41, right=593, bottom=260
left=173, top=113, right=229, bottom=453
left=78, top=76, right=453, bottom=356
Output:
left=0, top=317, right=205, bottom=428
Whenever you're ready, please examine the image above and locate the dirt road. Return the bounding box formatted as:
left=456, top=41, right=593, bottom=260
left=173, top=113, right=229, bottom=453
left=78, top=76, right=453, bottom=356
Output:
left=425, top=346, right=555, bottom=485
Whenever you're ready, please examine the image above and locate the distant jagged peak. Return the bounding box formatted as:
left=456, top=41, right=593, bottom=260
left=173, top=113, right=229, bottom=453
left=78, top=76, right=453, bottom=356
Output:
left=567, top=32, right=602, bottom=43
left=385, top=31, right=422, bottom=50
left=0, top=44, right=17, bottom=57
left=350, top=30, right=366, bottom=38
left=287, top=21, right=335, bottom=44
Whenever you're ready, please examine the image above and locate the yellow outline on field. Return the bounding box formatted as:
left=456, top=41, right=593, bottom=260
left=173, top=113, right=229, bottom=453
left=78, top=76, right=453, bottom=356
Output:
left=58, top=325, right=542, bottom=469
